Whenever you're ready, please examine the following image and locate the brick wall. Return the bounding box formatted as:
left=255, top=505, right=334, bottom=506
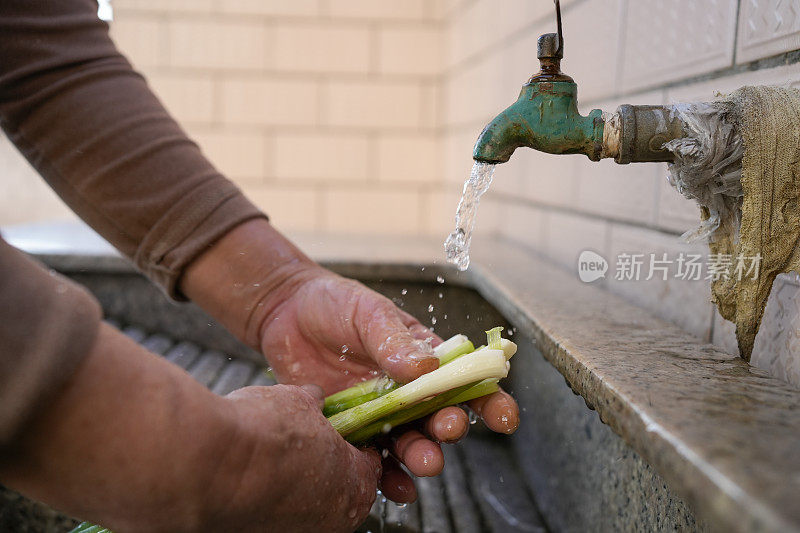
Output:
left=2, top=0, right=800, bottom=385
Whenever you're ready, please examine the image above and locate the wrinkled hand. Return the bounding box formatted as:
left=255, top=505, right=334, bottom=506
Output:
left=256, top=265, right=519, bottom=503
left=181, top=220, right=520, bottom=505
left=217, top=385, right=380, bottom=532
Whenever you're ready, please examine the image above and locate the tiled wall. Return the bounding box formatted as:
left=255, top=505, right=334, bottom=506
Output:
left=450, top=0, right=800, bottom=386
left=2, top=0, right=800, bottom=386
left=0, top=0, right=448, bottom=235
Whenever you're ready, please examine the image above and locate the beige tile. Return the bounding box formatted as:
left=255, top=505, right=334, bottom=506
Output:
left=147, top=74, right=215, bottom=124
left=377, top=135, right=440, bottom=183
left=656, top=170, right=702, bottom=235
left=430, top=0, right=460, bottom=20
left=711, top=308, right=739, bottom=356
left=378, top=26, right=442, bottom=76
left=221, top=79, right=318, bottom=126
left=606, top=223, right=713, bottom=341
left=324, top=81, right=422, bottom=128
left=191, top=130, right=266, bottom=180
left=559, top=0, right=621, bottom=101
left=274, top=133, right=369, bottom=181
left=737, top=0, right=800, bottom=63
left=516, top=149, right=578, bottom=208
left=666, top=62, right=800, bottom=102
left=420, top=82, right=441, bottom=130
left=621, top=0, right=738, bottom=92
left=442, top=55, right=508, bottom=129
left=218, top=0, right=320, bottom=16
left=574, top=157, right=659, bottom=226
left=425, top=187, right=462, bottom=236
left=273, top=22, right=370, bottom=74
left=110, top=16, right=164, bottom=69
left=750, top=273, right=800, bottom=387
left=326, top=0, right=426, bottom=20
left=499, top=203, right=546, bottom=253
left=113, top=0, right=213, bottom=13
left=246, top=185, right=318, bottom=232
left=544, top=210, right=609, bottom=273
left=0, top=135, right=76, bottom=225
left=445, top=0, right=560, bottom=70
left=322, top=188, right=421, bottom=235
left=168, top=19, right=268, bottom=70
left=442, top=128, right=479, bottom=186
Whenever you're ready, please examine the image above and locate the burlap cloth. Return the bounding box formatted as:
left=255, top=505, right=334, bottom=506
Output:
left=710, top=86, right=800, bottom=360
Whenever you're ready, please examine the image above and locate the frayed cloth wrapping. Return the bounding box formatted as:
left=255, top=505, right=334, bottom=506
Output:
left=666, top=86, right=800, bottom=361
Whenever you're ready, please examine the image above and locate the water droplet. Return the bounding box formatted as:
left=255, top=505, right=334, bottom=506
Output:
left=427, top=304, right=434, bottom=312
left=443, top=314, right=448, bottom=320
left=341, top=344, right=349, bottom=353
left=381, top=448, right=389, bottom=458
left=401, top=288, right=408, bottom=295
left=431, top=317, right=437, bottom=325
left=421, top=267, right=426, bottom=272
left=468, top=410, right=478, bottom=425
left=381, top=422, right=392, bottom=434
left=436, top=275, right=445, bottom=284
left=396, top=502, right=408, bottom=509
left=339, top=355, right=347, bottom=362
left=438, top=292, right=443, bottom=299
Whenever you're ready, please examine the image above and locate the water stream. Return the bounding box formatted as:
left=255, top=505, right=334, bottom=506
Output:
left=444, top=161, right=497, bottom=270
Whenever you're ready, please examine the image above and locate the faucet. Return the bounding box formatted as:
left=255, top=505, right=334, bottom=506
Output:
left=473, top=1, right=685, bottom=165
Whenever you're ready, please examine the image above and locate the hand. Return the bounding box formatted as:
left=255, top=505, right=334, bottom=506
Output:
left=181, top=220, right=520, bottom=503
left=255, top=264, right=519, bottom=502
left=214, top=385, right=380, bottom=532
left=0, top=325, right=378, bottom=533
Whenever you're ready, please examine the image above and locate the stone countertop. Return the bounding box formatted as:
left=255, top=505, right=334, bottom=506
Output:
left=6, top=222, right=800, bottom=532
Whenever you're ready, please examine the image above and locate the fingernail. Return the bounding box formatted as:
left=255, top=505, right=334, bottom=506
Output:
left=409, top=351, right=439, bottom=372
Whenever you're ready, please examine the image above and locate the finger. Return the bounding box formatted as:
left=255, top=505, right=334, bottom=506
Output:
left=348, top=447, right=383, bottom=525
left=423, top=406, right=469, bottom=444
left=300, top=384, right=325, bottom=410
left=379, top=455, right=417, bottom=504
left=393, top=430, right=444, bottom=477
left=468, top=390, right=519, bottom=434
left=362, top=304, right=439, bottom=383
left=399, top=311, right=444, bottom=347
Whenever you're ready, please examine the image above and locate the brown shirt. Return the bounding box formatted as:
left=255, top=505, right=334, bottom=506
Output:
left=0, top=0, right=265, bottom=447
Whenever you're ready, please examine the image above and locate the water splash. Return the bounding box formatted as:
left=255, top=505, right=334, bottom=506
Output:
left=444, top=161, right=497, bottom=270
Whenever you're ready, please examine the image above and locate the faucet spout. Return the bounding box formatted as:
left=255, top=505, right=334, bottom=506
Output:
left=473, top=81, right=604, bottom=163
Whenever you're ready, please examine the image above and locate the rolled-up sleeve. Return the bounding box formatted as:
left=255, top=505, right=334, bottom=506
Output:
left=0, top=238, right=102, bottom=449
left=0, top=0, right=266, bottom=298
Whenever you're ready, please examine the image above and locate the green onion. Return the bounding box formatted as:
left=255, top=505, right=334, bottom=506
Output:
left=345, top=378, right=501, bottom=443
left=321, top=335, right=475, bottom=417
left=328, top=348, right=509, bottom=436
left=486, top=326, right=503, bottom=349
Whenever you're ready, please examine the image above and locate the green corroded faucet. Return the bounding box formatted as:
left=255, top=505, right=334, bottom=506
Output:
left=474, top=1, right=687, bottom=166
left=473, top=32, right=605, bottom=163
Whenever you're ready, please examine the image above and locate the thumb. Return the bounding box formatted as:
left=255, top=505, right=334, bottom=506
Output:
left=361, top=304, right=439, bottom=383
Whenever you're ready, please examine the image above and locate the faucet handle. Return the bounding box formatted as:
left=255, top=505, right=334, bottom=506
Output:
left=537, top=33, right=563, bottom=60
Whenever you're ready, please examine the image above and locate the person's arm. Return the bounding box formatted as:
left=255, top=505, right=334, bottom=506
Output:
left=0, top=0, right=264, bottom=298
left=0, top=320, right=379, bottom=533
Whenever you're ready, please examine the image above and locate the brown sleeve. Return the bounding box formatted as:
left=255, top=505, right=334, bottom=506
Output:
left=0, top=0, right=266, bottom=299
left=0, top=238, right=102, bottom=449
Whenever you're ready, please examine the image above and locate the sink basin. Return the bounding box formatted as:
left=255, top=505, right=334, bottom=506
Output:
left=4, top=239, right=799, bottom=532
